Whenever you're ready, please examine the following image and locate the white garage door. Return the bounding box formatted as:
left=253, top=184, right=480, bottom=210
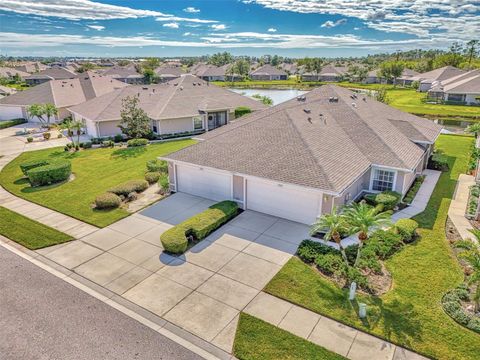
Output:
left=0, top=105, right=24, bottom=121
left=176, top=165, right=231, bottom=202
left=246, top=179, right=321, bottom=224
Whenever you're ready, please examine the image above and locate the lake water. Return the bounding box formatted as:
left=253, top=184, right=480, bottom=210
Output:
left=229, top=88, right=308, bottom=105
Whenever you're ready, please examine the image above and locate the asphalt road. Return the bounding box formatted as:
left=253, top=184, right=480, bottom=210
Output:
left=0, top=246, right=203, bottom=360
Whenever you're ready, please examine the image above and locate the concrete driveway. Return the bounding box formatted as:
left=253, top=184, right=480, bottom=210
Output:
left=40, top=192, right=310, bottom=353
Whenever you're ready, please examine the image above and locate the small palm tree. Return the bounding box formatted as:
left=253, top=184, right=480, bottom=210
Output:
left=310, top=207, right=349, bottom=264
left=43, top=103, right=58, bottom=125
left=26, top=103, right=46, bottom=126
left=466, top=123, right=480, bottom=138
left=455, top=230, right=480, bottom=312
left=343, top=201, right=392, bottom=267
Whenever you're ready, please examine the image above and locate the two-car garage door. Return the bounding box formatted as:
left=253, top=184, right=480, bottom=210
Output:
left=176, top=164, right=231, bottom=202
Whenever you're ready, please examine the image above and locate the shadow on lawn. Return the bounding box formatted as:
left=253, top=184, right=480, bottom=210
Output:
left=110, top=146, right=146, bottom=159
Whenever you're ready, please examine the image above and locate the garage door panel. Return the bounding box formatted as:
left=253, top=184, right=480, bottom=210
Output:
left=0, top=106, right=24, bottom=121
left=176, top=165, right=231, bottom=202
left=247, top=180, right=320, bottom=224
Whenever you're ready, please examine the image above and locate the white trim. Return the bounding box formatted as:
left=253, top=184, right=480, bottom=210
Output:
left=191, top=116, right=204, bottom=132
left=369, top=167, right=397, bottom=192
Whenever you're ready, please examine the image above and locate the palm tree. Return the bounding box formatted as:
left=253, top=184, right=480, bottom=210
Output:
left=310, top=207, right=349, bottom=264
left=455, top=230, right=480, bottom=312
left=343, top=201, right=392, bottom=267
left=466, top=123, right=480, bottom=138
left=26, top=103, right=46, bottom=126
left=43, top=103, right=58, bottom=126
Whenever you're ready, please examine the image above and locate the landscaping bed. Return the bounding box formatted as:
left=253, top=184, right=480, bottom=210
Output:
left=0, top=118, right=27, bottom=129
left=0, top=206, right=73, bottom=249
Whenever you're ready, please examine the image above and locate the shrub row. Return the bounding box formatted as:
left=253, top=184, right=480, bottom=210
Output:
left=127, top=138, right=149, bottom=147
left=403, top=176, right=425, bottom=204
left=20, top=159, right=49, bottom=176
left=0, top=118, right=27, bottom=129
left=234, top=106, right=252, bottom=118
left=161, top=201, right=238, bottom=254
left=146, top=159, right=168, bottom=173
left=394, top=218, right=418, bottom=243
left=108, top=180, right=149, bottom=196
left=27, top=160, right=71, bottom=187
left=428, top=153, right=449, bottom=172
left=95, top=192, right=122, bottom=209
left=442, top=284, right=480, bottom=333
left=145, top=171, right=161, bottom=184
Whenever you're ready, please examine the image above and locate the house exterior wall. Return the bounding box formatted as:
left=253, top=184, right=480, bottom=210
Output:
left=465, top=93, right=480, bottom=105
left=250, top=74, right=287, bottom=81
left=0, top=104, right=24, bottom=121
left=232, top=175, right=244, bottom=203
left=159, top=117, right=195, bottom=134
left=98, top=120, right=122, bottom=137
left=334, top=170, right=371, bottom=208
left=321, top=195, right=334, bottom=214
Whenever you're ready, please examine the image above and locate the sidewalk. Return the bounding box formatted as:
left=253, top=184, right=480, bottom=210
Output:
left=448, top=174, right=476, bottom=241
left=245, top=292, right=428, bottom=360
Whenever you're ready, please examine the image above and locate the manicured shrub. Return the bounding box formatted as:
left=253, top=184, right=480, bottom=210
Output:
left=43, top=132, right=51, bottom=140
left=127, top=138, right=149, bottom=147
left=297, top=240, right=340, bottom=263
left=375, top=191, right=401, bottom=210
left=27, top=160, right=71, bottom=187
left=95, top=192, right=121, bottom=209
left=26, top=137, right=33, bottom=143
left=146, top=159, right=168, bottom=173
left=345, top=267, right=369, bottom=290
left=403, top=176, right=425, bottom=204
left=394, top=219, right=419, bottom=243
left=234, top=106, right=252, bottom=118
left=314, top=253, right=346, bottom=276
left=161, top=200, right=238, bottom=254
left=113, top=134, right=124, bottom=143
left=366, top=230, right=403, bottom=259
left=57, top=133, right=63, bottom=138
left=442, top=285, right=480, bottom=333
left=80, top=141, right=92, bottom=149
left=357, top=246, right=382, bottom=274
left=428, top=153, right=449, bottom=171
left=127, top=192, right=138, bottom=201
left=108, top=180, right=149, bottom=196
left=0, top=118, right=27, bottom=129
left=145, top=171, right=161, bottom=184
left=158, top=174, right=170, bottom=194
left=102, top=140, right=114, bottom=148
left=20, top=159, right=49, bottom=176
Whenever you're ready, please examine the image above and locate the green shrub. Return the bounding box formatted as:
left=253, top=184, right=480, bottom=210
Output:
left=428, top=153, right=449, bottom=172
left=366, top=230, right=403, bottom=259
left=80, top=141, right=92, bottom=149
left=345, top=244, right=358, bottom=265
left=394, top=218, right=419, bottom=243
left=297, top=240, right=340, bottom=263
left=442, top=286, right=479, bottom=333
left=0, top=118, right=27, bottom=129
left=145, top=171, right=161, bottom=184
left=158, top=174, right=170, bottom=194
left=127, top=138, right=149, bottom=147
left=234, top=106, right=252, bottom=118
left=43, top=132, right=51, bottom=140
left=146, top=159, right=168, bottom=173
left=467, top=317, right=480, bottom=333
left=113, top=134, right=124, bottom=143
left=108, top=180, right=148, bottom=196
left=314, top=253, right=346, bottom=276
left=160, top=200, right=238, bottom=254
left=357, top=247, right=382, bottom=274
left=364, top=191, right=401, bottom=210
left=102, top=140, right=114, bottom=148
left=403, top=176, right=425, bottom=204
left=27, top=160, right=71, bottom=187
left=346, top=267, right=369, bottom=290
left=95, top=192, right=121, bottom=209
left=27, top=136, right=33, bottom=143
left=20, top=159, right=49, bottom=176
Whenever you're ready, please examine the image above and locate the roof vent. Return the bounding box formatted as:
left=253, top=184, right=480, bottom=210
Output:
left=363, top=97, right=366, bottom=101
left=180, top=86, right=183, bottom=90
left=303, top=109, right=311, bottom=114
left=307, top=117, right=312, bottom=123
left=352, top=102, right=357, bottom=108
left=152, top=88, right=155, bottom=93
left=142, top=87, right=148, bottom=90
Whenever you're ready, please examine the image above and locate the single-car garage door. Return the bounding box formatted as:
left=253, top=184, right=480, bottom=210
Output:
left=0, top=105, right=24, bottom=121
left=246, top=178, right=321, bottom=224
left=176, top=164, right=231, bottom=202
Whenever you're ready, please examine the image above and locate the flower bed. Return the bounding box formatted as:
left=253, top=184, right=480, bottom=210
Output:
left=466, top=184, right=479, bottom=219
left=403, top=175, right=425, bottom=205
left=442, top=284, right=480, bottom=333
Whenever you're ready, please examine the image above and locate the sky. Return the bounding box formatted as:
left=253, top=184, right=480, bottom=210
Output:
left=0, top=0, right=478, bottom=58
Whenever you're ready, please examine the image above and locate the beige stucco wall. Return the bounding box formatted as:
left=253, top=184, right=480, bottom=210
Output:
left=98, top=120, right=122, bottom=137
left=334, top=170, right=371, bottom=208
left=160, top=117, right=194, bottom=134
left=321, top=195, right=334, bottom=214
left=233, top=175, right=244, bottom=202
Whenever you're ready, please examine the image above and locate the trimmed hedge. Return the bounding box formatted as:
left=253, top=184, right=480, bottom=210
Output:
left=108, top=180, right=148, bottom=196
left=403, top=175, right=425, bottom=204
left=158, top=174, right=170, bottom=193
left=95, top=192, right=121, bottom=209
left=161, top=200, right=238, bottom=254
left=20, top=159, right=49, bottom=176
left=442, top=284, right=480, bottom=333
left=0, top=118, right=27, bottom=129
left=296, top=240, right=340, bottom=263
left=27, top=160, right=71, bottom=187
left=127, top=138, right=149, bottom=147
left=428, top=153, right=449, bottom=172
left=394, top=218, right=419, bottom=242
left=146, top=159, right=168, bottom=173
left=365, top=190, right=401, bottom=210
left=145, top=171, right=161, bottom=184
left=234, top=106, right=252, bottom=118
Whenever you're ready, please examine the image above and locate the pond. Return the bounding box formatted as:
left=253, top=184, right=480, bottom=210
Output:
left=229, top=88, right=308, bottom=105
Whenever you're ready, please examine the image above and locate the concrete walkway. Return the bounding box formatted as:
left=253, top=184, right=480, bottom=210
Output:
left=448, top=174, right=476, bottom=241
left=245, top=292, right=428, bottom=360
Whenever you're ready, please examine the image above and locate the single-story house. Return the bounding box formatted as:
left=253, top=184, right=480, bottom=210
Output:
left=24, top=67, right=78, bottom=86
left=301, top=65, right=347, bottom=82
left=427, top=70, right=480, bottom=104
left=68, top=74, right=267, bottom=138
left=161, top=84, right=442, bottom=225
left=102, top=65, right=145, bottom=84
left=0, top=67, right=30, bottom=80
left=193, top=64, right=242, bottom=82
left=250, top=64, right=288, bottom=81
left=0, top=85, right=16, bottom=98
left=154, top=66, right=185, bottom=82
left=14, top=61, right=48, bottom=74
left=364, top=69, right=382, bottom=84
left=364, top=68, right=419, bottom=85
left=280, top=63, right=298, bottom=75
left=409, top=66, right=466, bottom=92
left=397, top=68, right=420, bottom=86
left=0, top=72, right=128, bottom=122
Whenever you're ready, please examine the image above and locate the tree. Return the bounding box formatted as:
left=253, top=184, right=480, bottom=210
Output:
left=455, top=229, right=480, bottom=312
left=374, top=87, right=390, bottom=104
left=252, top=94, right=273, bottom=106
left=466, top=123, right=480, bottom=138
left=26, top=104, right=46, bottom=126
left=43, top=103, right=58, bottom=125
left=142, top=68, right=156, bottom=84
left=118, top=95, right=151, bottom=138
left=208, top=52, right=233, bottom=67
left=234, top=59, right=250, bottom=79
left=342, top=201, right=391, bottom=267
left=77, top=62, right=95, bottom=73
left=464, top=40, right=479, bottom=68
left=310, top=207, right=349, bottom=265
left=143, top=57, right=160, bottom=69
left=379, top=61, right=404, bottom=86
left=59, top=117, right=84, bottom=148
left=305, top=58, right=323, bottom=81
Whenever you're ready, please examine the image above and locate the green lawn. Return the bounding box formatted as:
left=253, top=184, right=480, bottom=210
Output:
left=233, top=313, right=346, bottom=360
left=0, top=140, right=195, bottom=227
left=0, top=206, right=73, bottom=249
left=265, top=134, right=480, bottom=360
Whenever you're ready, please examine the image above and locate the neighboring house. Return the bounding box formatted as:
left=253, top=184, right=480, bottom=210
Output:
left=193, top=64, right=241, bottom=82
left=250, top=64, right=288, bottom=81
left=102, top=65, right=145, bottom=84
left=162, top=84, right=442, bottom=225
left=0, top=85, right=16, bottom=98
left=280, top=63, right=298, bottom=75
left=364, top=69, right=382, bottom=84
left=427, top=70, right=480, bottom=105
left=154, top=66, right=185, bottom=82
left=14, top=61, right=48, bottom=74
left=397, top=68, right=420, bottom=86
left=364, top=68, right=419, bottom=85
left=301, top=65, right=347, bottom=82
left=24, top=67, right=78, bottom=86
left=68, top=74, right=266, bottom=138
left=0, top=72, right=128, bottom=121
left=409, top=66, right=466, bottom=92
left=0, top=67, right=30, bottom=80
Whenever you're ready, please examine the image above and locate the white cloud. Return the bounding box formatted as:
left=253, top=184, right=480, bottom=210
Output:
left=321, top=18, right=347, bottom=28
left=183, top=32, right=192, bottom=36
left=211, top=24, right=227, bottom=31
left=86, top=24, right=104, bottom=31
left=163, top=22, right=179, bottom=29
left=183, top=7, right=200, bottom=13
left=0, top=0, right=216, bottom=23
left=267, top=28, right=277, bottom=32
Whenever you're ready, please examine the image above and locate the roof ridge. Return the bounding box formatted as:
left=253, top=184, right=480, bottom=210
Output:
left=94, top=87, right=126, bottom=120
left=154, top=76, right=186, bottom=118
left=49, top=80, right=57, bottom=105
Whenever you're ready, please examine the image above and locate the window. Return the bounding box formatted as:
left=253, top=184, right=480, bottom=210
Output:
left=193, top=116, right=203, bottom=130
left=372, top=169, right=395, bottom=192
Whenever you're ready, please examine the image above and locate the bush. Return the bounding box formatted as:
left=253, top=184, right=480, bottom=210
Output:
left=27, top=160, right=71, bottom=187
left=95, top=192, right=121, bottom=209
left=366, top=230, right=403, bottom=259
left=146, top=159, right=168, bottom=173
left=403, top=176, right=425, bottom=204
left=161, top=201, right=238, bottom=254
left=127, top=138, right=149, bottom=147
left=158, top=174, right=170, bottom=194
left=314, top=253, right=346, bottom=276
left=345, top=267, right=369, bottom=290
left=57, top=133, right=63, bottom=138
left=145, top=171, right=161, bottom=184
left=357, top=246, right=382, bottom=274
left=113, top=134, right=124, bottom=143
left=27, top=136, right=33, bottom=143
left=127, top=192, right=138, bottom=201
left=108, top=180, right=149, bottom=196
left=102, top=140, right=114, bottom=148
left=365, top=191, right=401, bottom=210
left=20, top=159, right=49, bottom=176
left=442, top=285, right=480, bottom=333
left=0, top=118, right=27, bottom=129
left=428, top=153, right=449, bottom=172
left=43, top=132, right=51, bottom=140
left=394, top=219, right=419, bottom=243
left=297, top=240, right=340, bottom=263
left=235, top=106, right=252, bottom=118
left=80, top=141, right=92, bottom=149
